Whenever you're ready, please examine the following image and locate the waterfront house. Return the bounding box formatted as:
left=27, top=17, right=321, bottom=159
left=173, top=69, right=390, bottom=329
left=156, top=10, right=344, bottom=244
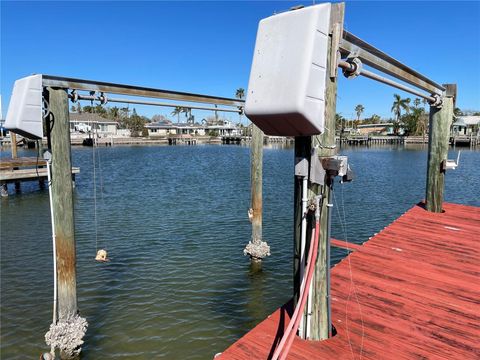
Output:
left=70, top=113, right=119, bottom=136
left=146, top=121, right=207, bottom=137
left=451, top=115, right=480, bottom=135
left=147, top=120, right=239, bottom=137
left=176, top=123, right=206, bottom=136
left=145, top=120, right=177, bottom=136
left=206, top=120, right=240, bottom=136
left=356, top=122, right=395, bottom=135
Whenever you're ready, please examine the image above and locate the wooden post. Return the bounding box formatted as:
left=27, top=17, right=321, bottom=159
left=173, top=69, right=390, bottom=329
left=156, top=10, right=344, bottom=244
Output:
left=251, top=124, right=263, bottom=248
left=11, top=131, right=18, bottom=158
left=425, top=86, right=454, bottom=213
left=48, top=87, right=78, bottom=320
left=309, top=3, right=344, bottom=340
left=244, top=124, right=270, bottom=262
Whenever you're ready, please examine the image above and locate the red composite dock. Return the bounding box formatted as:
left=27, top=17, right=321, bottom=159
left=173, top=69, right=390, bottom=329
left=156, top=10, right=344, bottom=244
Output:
left=218, top=202, right=480, bottom=359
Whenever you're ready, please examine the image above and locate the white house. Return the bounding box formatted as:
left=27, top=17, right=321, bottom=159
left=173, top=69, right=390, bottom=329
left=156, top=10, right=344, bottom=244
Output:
left=145, top=121, right=177, bottom=136
left=452, top=116, right=480, bottom=135
left=70, top=113, right=118, bottom=135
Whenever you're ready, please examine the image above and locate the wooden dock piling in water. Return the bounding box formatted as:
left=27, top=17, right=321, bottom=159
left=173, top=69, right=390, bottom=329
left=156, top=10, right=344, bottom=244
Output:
left=47, top=87, right=78, bottom=322
left=425, top=85, right=455, bottom=213
left=244, top=124, right=270, bottom=262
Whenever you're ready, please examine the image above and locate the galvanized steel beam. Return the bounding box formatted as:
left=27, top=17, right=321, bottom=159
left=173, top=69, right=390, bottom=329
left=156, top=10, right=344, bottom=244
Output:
left=338, top=60, right=437, bottom=104
left=42, top=75, right=244, bottom=107
left=339, top=31, right=445, bottom=96
left=72, top=93, right=242, bottom=113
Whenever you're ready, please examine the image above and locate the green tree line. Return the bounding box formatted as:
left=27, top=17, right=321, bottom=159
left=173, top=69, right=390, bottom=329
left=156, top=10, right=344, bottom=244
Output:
left=337, top=94, right=473, bottom=136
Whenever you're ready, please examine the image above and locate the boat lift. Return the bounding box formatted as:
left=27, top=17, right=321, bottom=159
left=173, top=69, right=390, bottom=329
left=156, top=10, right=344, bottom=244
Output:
left=4, top=2, right=457, bottom=359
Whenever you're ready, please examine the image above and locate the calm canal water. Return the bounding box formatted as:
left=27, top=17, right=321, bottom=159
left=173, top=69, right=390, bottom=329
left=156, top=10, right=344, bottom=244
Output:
left=1, top=143, right=479, bottom=359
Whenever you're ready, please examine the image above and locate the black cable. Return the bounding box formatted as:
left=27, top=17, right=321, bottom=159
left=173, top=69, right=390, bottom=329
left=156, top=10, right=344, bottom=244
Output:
left=35, top=139, right=40, bottom=179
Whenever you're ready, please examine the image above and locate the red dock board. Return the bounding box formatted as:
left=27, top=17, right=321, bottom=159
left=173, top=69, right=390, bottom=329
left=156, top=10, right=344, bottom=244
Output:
left=218, top=202, right=480, bottom=359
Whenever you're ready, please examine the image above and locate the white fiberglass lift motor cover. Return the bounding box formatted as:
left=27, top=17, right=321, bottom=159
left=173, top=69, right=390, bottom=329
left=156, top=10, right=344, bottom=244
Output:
left=245, top=4, right=332, bottom=136
left=5, top=74, right=44, bottom=139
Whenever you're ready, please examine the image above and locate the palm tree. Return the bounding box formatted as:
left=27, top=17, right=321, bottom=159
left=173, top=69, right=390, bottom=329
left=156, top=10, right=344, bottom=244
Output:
left=236, top=88, right=245, bottom=125
left=109, top=106, right=120, bottom=120
left=236, top=88, right=245, bottom=100
left=413, top=98, right=421, bottom=108
left=391, top=94, right=411, bottom=122
left=183, top=107, right=193, bottom=124
left=354, top=104, right=364, bottom=128
left=391, top=94, right=411, bottom=135
left=171, top=106, right=182, bottom=124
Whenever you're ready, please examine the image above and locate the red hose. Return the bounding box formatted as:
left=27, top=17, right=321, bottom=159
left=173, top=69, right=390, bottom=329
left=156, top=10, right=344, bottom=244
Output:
left=271, top=220, right=320, bottom=360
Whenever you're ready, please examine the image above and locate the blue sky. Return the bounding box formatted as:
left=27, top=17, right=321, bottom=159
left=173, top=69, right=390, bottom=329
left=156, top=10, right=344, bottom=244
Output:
left=1, top=1, right=479, bottom=122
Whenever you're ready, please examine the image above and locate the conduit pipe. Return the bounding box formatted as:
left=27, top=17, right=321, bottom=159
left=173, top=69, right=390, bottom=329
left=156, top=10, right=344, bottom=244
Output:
left=298, top=174, right=308, bottom=338
left=338, top=60, right=438, bottom=104
left=272, top=214, right=320, bottom=360
left=69, top=94, right=242, bottom=113
left=305, top=195, right=321, bottom=339
left=325, top=180, right=334, bottom=337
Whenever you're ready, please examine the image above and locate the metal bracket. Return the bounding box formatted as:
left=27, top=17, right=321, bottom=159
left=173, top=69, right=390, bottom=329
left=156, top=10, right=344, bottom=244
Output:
left=441, top=151, right=461, bottom=172
left=329, top=22, right=342, bottom=79
left=43, top=150, right=52, bottom=161
left=342, top=57, right=362, bottom=79
left=99, top=92, right=108, bottom=105
left=295, top=157, right=309, bottom=177
left=321, top=156, right=349, bottom=177
left=310, top=151, right=355, bottom=185
left=70, top=90, right=79, bottom=103
left=430, top=94, right=443, bottom=108
left=310, top=148, right=326, bottom=185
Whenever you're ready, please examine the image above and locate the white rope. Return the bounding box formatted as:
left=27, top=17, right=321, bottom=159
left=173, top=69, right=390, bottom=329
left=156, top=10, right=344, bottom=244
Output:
left=46, top=159, right=57, bottom=357
left=332, top=185, right=365, bottom=360
left=91, top=109, right=98, bottom=252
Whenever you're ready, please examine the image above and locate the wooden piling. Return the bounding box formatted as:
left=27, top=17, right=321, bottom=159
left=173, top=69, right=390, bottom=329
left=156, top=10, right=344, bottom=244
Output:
left=309, top=3, right=344, bottom=340
left=11, top=132, right=20, bottom=191
left=10, top=132, right=18, bottom=158
left=426, top=87, right=454, bottom=213
left=244, top=124, right=270, bottom=261
left=47, top=87, right=78, bottom=321
left=251, top=124, right=263, bottom=247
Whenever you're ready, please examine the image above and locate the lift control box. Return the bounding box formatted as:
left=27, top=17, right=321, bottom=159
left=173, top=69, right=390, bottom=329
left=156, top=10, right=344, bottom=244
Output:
left=5, top=74, right=43, bottom=139
left=245, top=4, right=332, bottom=136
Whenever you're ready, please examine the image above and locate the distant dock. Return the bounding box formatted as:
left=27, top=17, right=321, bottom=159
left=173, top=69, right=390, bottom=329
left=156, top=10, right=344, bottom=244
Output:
left=0, top=157, right=79, bottom=196
left=218, top=202, right=480, bottom=359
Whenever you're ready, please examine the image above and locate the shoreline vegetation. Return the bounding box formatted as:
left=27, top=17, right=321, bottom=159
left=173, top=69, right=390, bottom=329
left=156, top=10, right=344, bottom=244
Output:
left=1, top=91, right=478, bottom=148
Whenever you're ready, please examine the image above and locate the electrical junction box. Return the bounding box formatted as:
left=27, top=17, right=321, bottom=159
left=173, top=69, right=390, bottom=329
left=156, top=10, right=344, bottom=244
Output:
left=245, top=4, right=332, bottom=136
left=5, top=74, right=44, bottom=139
left=321, top=155, right=348, bottom=176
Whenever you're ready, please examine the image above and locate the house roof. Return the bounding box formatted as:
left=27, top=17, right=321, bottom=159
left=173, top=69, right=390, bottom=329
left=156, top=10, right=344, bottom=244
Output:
left=146, top=121, right=175, bottom=129
left=456, top=116, right=480, bottom=126
left=70, top=112, right=118, bottom=124
left=357, top=123, right=394, bottom=128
